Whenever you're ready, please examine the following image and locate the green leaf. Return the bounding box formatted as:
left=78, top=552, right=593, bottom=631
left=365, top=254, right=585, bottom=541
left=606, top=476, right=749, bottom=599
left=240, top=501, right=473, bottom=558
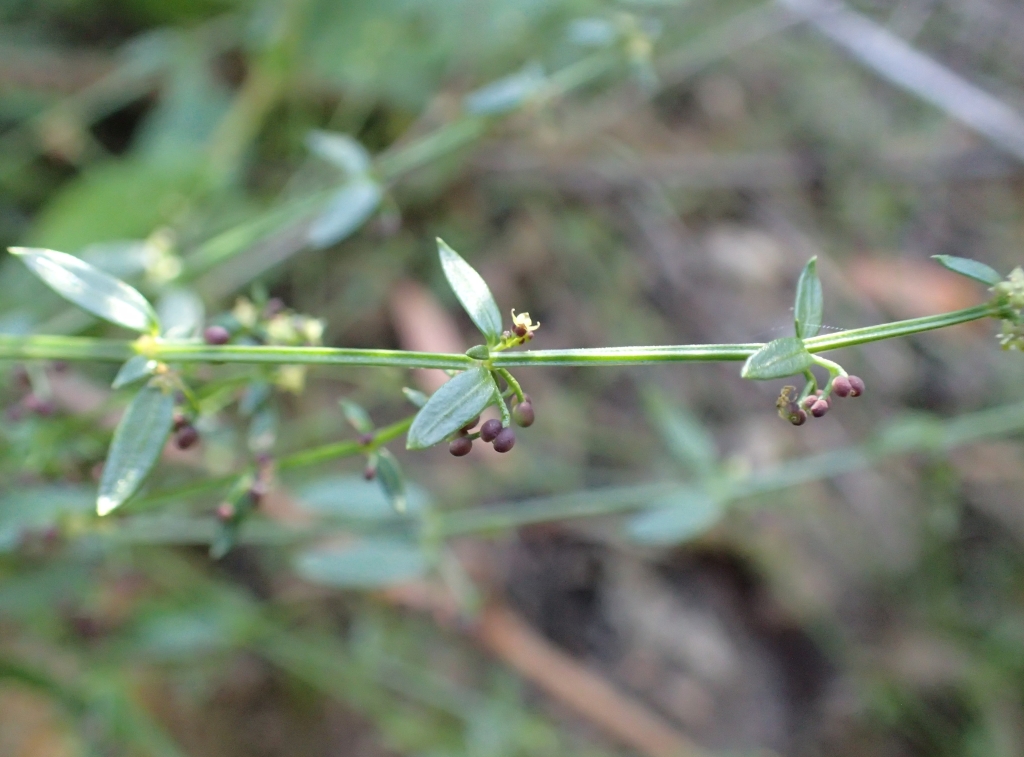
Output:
left=402, top=387, right=428, bottom=408
left=464, top=63, right=546, bottom=115
left=641, top=389, right=717, bottom=476
left=932, top=255, right=1002, bottom=286
left=741, top=337, right=814, bottom=380
left=97, top=384, right=175, bottom=516
left=308, top=179, right=382, bottom=249
left=0, top=486, right=93, bottom=552
left=9, top=247, right=160, bottom=334
left=627, top=490, right=724, bottom=544
left=306, top=130, right=371, bottom=174
left=406, top=367, right=498, bottom=449
left=156, top=287, right=204, bottom=338
left=340, top=399, right=374, bottom=434
left=794, top=256, right=823, bottom=338
left=112, top=355, right=158, bottom=389
left=297, top=474, right=429, bottom=519
left=376, top=448, right=407, bottom=513
left=437, top=238, right=503, bottom=343
left=294, top=538, right=427, bottom=588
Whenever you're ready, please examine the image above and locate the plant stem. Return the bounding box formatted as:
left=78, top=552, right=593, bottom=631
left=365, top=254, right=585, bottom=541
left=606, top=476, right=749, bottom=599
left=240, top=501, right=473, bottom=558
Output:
left=0, top=303, right=1000, bottom=369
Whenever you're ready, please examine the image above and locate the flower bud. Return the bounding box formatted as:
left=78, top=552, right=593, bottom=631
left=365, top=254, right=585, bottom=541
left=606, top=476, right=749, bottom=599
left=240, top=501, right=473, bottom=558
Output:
left=492, top=427, right=516, bottom=453
left=357, top=432, right=374, bottom=446
left=831, top=376, right=851, bottom=398
left=511, top=399, right=534, bottom=427
left=480, top=419, right=502, bottom=442
left=363, top=464, right=376, bottom=481
left=449, top=437, right=473, bottom=456
left=801, top=395, right=817, bottom=410
left=174, top=424, right=200, bottom=450
left=847, top=375, right=865, bottom=397
left=204, top=325, right=231, bottom=345
left=810, top=399, right=829, bottom=417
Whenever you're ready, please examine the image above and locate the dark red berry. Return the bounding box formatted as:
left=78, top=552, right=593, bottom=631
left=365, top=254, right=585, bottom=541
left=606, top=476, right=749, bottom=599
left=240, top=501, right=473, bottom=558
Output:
left=479, top=419, right=502, bottom=442
left=492, top=427, right=516, bottom=453
left=513, top=324, right=528, bottom=338
left=512, top=399, right=534, bottom=427
left=810, top=399, right=829, bottom=417
left=789, top=408, right=807, bottom=426
left=847, top=375, right=865, bottom=397
left=461, top=415, right=480, bottom=432
left=831, top=376, right=851, bottom=398
left=449, top=437, right=473, bottom=456
left=173, top=412, right=188, bottom=431
left=174, top=424, right=200, bottom=449
left=203, top=325, right=231, bottom=345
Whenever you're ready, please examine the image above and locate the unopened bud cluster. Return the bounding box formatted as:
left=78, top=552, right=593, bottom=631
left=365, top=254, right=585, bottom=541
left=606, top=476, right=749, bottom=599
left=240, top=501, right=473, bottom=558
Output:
left=448, top=395, right=534, bottom=456
left=776, top=376, right=864, bottom=426
left=995, top=267, right=1024, bottom=350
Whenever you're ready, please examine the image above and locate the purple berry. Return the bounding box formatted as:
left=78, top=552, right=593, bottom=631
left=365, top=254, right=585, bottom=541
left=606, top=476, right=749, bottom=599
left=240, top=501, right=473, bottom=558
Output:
left=461, top=415, right=481, bottom=432
left=480, top=419, right=502, bottom=442
left=810, top=399, right=829, bottom=417
left=831, top=376, right=851, bottom=398
left=801, top=395, right=817, bottom=410
left=848, top=375, right=865, bottom=397
left=512, top=399, right=535, bottom=427
left=449, top=437, right=473, bottom=456
left=492, top=427, right=516, bottom=453
left=203, top=325, right=231, bottom=345
left=174, top=424, right=200, bottom=450
left=789, top=409, right=807, bottom=426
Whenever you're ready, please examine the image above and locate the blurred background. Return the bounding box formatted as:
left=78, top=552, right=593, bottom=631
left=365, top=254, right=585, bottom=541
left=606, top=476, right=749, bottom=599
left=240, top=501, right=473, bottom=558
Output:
left=2, top=0, right=1024, bottom=755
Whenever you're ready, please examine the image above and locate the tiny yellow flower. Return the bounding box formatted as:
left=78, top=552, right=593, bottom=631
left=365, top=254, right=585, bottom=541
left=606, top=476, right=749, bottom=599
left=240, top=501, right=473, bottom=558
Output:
left=275, top=365, right=307, bottom=394
left=233, top=297, right=259, bottom=329
left=510, top=309, right=540, bottom=337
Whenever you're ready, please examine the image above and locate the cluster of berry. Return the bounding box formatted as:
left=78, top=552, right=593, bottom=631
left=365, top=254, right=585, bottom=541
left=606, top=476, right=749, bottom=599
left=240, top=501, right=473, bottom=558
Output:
left=779, top=375, right=864, bottom=426
left=449, top=396, right=535, bottom=456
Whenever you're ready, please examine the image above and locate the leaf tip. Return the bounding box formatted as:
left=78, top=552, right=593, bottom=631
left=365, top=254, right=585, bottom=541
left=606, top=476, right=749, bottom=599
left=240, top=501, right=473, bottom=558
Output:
left=96, top=496, right=119, bottom=517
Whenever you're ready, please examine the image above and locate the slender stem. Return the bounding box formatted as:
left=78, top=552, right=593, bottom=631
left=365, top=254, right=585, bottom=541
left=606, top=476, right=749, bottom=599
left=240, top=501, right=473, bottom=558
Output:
left=0, top=303, right=1001, bottom=369
left=495, top=368, right=525, bottom=403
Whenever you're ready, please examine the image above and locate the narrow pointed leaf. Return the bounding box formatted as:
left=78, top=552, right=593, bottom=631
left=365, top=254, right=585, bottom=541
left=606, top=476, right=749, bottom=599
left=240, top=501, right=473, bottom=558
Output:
left=741, top=337, right=814, bottom=380
left=627, top=490, right=724, bottom=544
left=157, top=287, right=204, bottom=338
left=306, top=131, right=371, bottom=174
left=112, top=355, right=158, bottom=389
left=794, top=256, right=823, bottom=338
left=402, top=387, right=428, bottom=408
left=642, top=389, right=717, bottom=476
left=10, top=247, right=159, bottom=333
left=375, top=448, right=407, bottom=513
left=97, top=384, right=175, bottom=516
left=298, top=474, right=428, bottom=519
left=437, top=238, right=503, bottom=343
left=294, top=538, right=426, bottom=588
left=339, top=399, right=374, bottom=434
left=308, top=180, right=381, bottom=249
left=406, top=367, right=498, bottom=449
left=464, top=63, right=546, bottom=115
left=932, top=255, right=1002, bottom=286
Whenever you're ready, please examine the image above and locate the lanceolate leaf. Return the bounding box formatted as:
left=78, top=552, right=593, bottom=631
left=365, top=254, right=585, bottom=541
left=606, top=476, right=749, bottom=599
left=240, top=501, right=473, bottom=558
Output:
left=406, top=367, right=498, bottom=449
left=97, top=384, right=175, bottom=516
left=9, top=246, right=159, bottom=333
left=339, top=399, right=374, bottom=434
left=294, top=538, right=427, bottom=588
left=305, top=130, right=372, bottom=175
left=436, top=238, right=503, bottom=343
left=112, top=355, right=158, bottom=389
left=794, top=256, right=823, bottom=339
left=375, top=448, right=407, bottom=513
left=402, top=387, right=428, bottom=408
left=741, top=337, right=814, bottom=380
left=932, top=255, right=1002, bottom=286
left=627, top=489, right=724, bottom=545
left=642, top=389, right=717, bottom=476
left=308, top=179, right=382, bottom=249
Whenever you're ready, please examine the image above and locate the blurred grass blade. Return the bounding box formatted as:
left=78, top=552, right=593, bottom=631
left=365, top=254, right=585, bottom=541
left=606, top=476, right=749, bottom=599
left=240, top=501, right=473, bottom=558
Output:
left=741, top=336, right=814, bottom=380
left=112, top=355, right=158, bottom=389
left=932, top=255, right=1002, bottom=286
left=407, top=367, right=498, bottom=449
left=308, top=180, right=382, bottom=249
left=436, top=238, right=503, bottom=343
left=376, top=448, right=407, bottom=513
left=794, top=256, right=823, bottom=338
left=642, top=389, right=717, bottom=476
left=98, top=384, right=175, bottom=516
left=464, top=63, right=546, bottom=115
left=294, top=538, right=427, bottom=588
left=627, top=490, right=724, bottom=544
left=297, top=474, right=428, bottom=519
left=780, top=0, right=1024, bottom=162
left=9, top=247, right=160, bottom=333
left=306, top=130, right=372, bottom=174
